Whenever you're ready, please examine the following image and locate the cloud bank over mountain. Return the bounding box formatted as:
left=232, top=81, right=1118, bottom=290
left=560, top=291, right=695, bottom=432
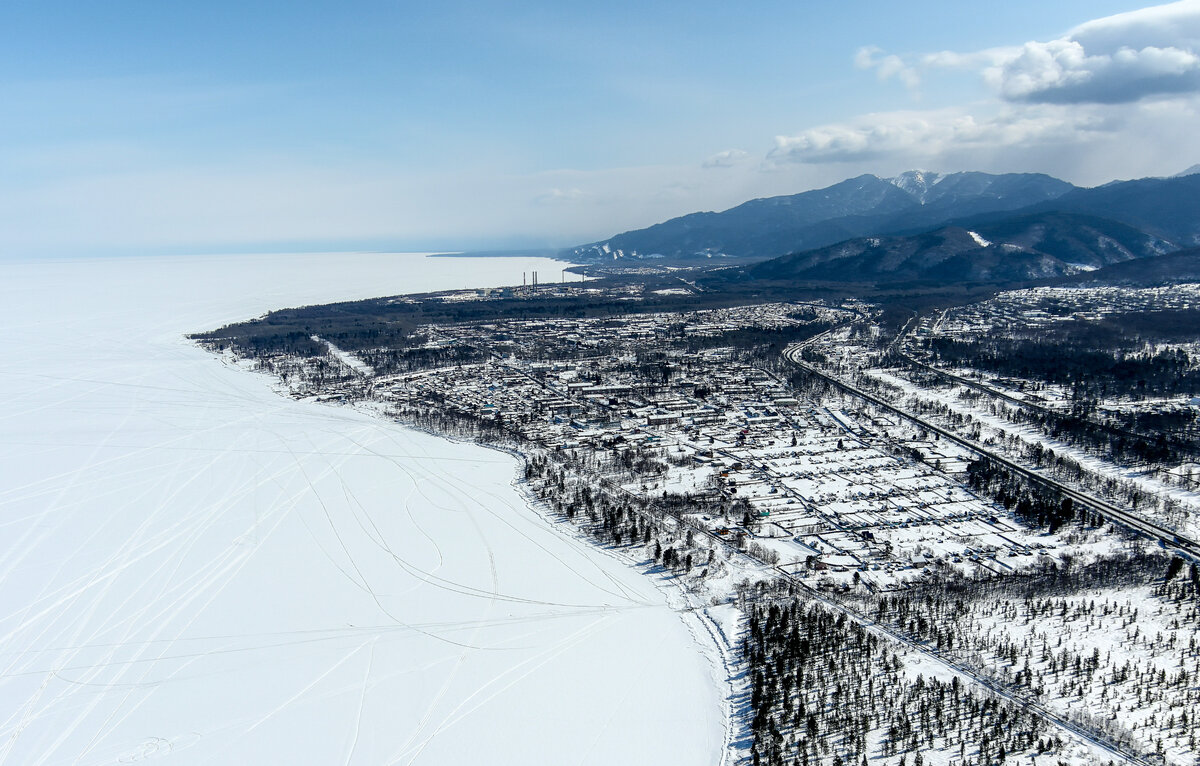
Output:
left=855, top=0, right=1200, bottom=104
left=772, top=1, right=1200, bottom=180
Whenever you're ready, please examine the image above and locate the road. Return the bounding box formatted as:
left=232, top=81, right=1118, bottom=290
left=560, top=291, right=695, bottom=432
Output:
left=782, top=342, right=1200, bottom=560
left=780, top=576, right=1154, bottom=766
left=891, top=311, right=1063, bottom=412
left=893, top=314, right=1163, bottom=449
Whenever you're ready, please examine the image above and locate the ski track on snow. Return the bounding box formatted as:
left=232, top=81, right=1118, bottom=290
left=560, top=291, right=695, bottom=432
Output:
left=0, top=253, right=724, bottom=766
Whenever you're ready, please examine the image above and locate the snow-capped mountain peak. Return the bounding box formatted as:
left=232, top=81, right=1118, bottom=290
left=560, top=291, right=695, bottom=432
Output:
left=888, top=170, right=942, bottom=202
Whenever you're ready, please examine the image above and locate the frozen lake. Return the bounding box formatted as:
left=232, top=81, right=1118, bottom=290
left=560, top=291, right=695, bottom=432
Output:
left=0, top=253, right=723, bottom=765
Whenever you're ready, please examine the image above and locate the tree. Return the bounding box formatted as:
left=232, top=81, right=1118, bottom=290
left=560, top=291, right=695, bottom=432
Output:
left=1165, top=556, right=1185, bottom=581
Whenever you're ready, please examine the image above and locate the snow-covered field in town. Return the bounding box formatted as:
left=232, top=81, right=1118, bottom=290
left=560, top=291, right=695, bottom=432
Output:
left=0, top=253, right=724, bottom=765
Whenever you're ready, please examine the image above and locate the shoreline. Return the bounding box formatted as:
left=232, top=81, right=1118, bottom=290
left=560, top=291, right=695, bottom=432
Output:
left=4, top=250, right=682, bottom=766
left=350, top=398, right=745, bottom=766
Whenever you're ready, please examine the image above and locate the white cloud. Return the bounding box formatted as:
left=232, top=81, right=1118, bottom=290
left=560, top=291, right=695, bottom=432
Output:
left=768, top=107, right=1107, bottom=165
left=867, top=0, right=1200, bottom=104
left=991, top=39, right=1200, bottom=103
left=1070, top=0, right=1200, bottom=53
left=855, top=46, right=921, bottom=89
left=766, top=95, right=1200, bottom=186
left=701, top=149, right=749, bottom=168
left=781, top=2, right=1200, bottom=181
left=533, top=187, right=586, bottom=204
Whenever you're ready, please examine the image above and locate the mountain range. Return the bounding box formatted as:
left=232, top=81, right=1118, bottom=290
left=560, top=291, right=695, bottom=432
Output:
left=564, top=169, right=1200, bottom=287
left=565, top=171, right=1075, bottom=262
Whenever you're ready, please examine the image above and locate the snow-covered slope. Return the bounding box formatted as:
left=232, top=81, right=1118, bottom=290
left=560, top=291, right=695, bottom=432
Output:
left=887, top=169, right=941, bottom=201
left=566, top=170, right=1075, bottom=262
left=0, top=253, right=723, bottom=765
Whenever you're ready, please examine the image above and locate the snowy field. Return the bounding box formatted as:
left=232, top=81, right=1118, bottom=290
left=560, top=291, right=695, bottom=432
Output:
left=0, top=253, right=724, bottom=765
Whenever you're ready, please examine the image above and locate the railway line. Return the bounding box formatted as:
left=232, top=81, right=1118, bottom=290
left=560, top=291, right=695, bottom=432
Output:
left=893, top=313, right=1179, bottom=454
left=782, top=342, right=1200, bottom=560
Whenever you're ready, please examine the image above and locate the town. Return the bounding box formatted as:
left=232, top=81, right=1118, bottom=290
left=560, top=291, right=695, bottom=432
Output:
left=197, top=277, right=1200, bottom=766
left=248, top=294, right=1147, bottom=593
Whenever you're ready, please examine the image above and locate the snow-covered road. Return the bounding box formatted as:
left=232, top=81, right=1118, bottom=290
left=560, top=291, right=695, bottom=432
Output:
left=0, top=253, right=724, bottom=765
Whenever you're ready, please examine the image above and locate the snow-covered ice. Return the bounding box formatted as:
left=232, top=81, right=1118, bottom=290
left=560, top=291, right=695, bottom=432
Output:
left=0, top=253, right=724, bottom=765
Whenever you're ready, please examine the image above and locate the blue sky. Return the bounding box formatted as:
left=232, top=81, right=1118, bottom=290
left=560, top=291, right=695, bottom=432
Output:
left=2, top=0, right=1197, bottom=255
